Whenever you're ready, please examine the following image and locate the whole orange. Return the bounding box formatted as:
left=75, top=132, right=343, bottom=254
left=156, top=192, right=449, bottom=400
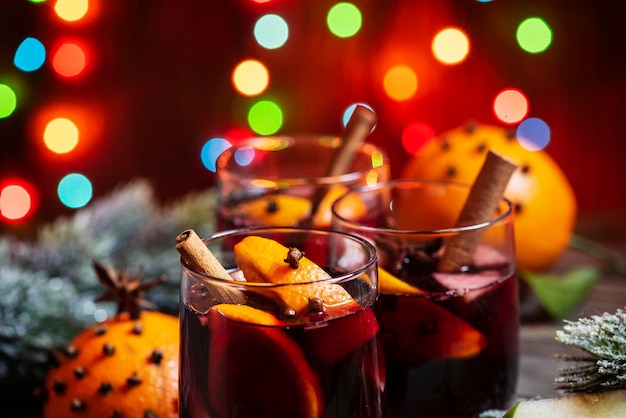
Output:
left=43, top=310, right=179, bottom=418
left=402, top=123, right=577, bottom=271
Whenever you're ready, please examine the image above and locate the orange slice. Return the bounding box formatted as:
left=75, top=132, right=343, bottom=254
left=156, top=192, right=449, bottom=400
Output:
left=305, top=306, right=379, bottom=365
left=208, top=308, right=323, bottom=418
left=234, top=236, right=356, bottom=315
left=377, top=296, right=487, bottom=364
left=243, top=195, right=311, bottom=226
left=211, top=303, right=284, bottom=326
left=312, top=186, right=368, bottom=227
left=378, top=266, right=426, bottom=295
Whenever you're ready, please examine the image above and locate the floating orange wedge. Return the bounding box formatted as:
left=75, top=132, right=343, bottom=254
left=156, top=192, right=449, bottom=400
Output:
left=378, top=266, right=426, bottom=295
left=312, top=185, right=368, bottom=227
left=234, top=236, right=356, bottom=315
left=208, top=307, right=323, bottom=418
left=377, top=296, right=487, bottom=364
left=243, top=194, right=311, bottom=226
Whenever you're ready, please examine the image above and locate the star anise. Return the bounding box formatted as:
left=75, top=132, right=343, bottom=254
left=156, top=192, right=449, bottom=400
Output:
left=93, top=261, right=166, bottom=320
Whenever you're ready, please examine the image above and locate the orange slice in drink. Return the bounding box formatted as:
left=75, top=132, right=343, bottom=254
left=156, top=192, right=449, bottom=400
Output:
left=312, top=185, right=368, bottom=227
left=305, top=306, right=379, bottom=365
left=208, top=306, right=323, bottom=418
left=378, top=266, right=426, bottom=295
left=377, top=296, right=487, bottom=364
left=243, top=195, right=311, bottom=226
left=211, top=303, right=284, bottom=326
left=234, top=236, right=356, bottom=315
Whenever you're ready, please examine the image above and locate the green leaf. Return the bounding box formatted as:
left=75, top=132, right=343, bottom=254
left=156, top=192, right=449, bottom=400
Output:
left=521, top=266, right=600, bottom=319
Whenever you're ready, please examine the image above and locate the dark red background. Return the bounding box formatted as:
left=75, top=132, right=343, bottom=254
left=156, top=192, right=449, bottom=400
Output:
left=1, top=0, right=625, bottom=233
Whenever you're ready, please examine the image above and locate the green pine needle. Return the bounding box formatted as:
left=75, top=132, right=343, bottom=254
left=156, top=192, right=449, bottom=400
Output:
left=0, top=179, right=217, bottom=383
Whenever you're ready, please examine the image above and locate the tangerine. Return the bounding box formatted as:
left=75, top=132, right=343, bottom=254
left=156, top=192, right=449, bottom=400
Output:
left=402, top=123, right=577, bottom=271
left=43, top=311, right=179, bottom=418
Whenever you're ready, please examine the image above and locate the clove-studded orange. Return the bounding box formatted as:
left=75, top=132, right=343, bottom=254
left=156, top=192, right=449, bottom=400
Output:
left=402, top=122, right=577, bottom=272
left=42, top=262, right=179, bottom=418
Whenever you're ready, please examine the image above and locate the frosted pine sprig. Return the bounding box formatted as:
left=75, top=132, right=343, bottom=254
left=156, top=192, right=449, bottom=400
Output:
left=554, top=309, right=626, bottom=393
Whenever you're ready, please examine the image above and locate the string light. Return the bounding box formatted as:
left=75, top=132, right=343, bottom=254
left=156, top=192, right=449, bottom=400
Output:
left=517, top=17, right=552, bottom=54
left=432, top=28, right=470, bottom=64
left=493, top=88, right=529, bottom=124
left=254, top=14, right=289, bottom=49
left=52, top=42, right=87, bottom=78
left=327, top=2, right=362, bottom=38
left=0, top=181, right=35, bottom=221
left=57, top=173, right=93, bottom=209
left=232, top=59, right=269, bottom=96
left=0, top=84, right=17, bottom=118
left=14, top=37, right=46, bottom=72
left=248, top=100, right=283, bottom=135
left=342, top=103, right=376, bottom=129
left=54, top=0, right=89, bottom=22
left=43, top=117, right=79, bottom=154
left=401, top=122, right=435, bottom=155
left=517, top=117, right=551, bottom=151
left=201, top=138, right=232, bottom=172
left=383, top=65, right=418, bottom=101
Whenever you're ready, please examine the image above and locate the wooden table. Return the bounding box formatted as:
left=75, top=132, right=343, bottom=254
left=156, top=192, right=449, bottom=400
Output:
left=517, top=216, right=626, bottom=399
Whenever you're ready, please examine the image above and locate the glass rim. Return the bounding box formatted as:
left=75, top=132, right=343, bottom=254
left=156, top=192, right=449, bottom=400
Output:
left=180, top=225, right=378, bottom=287
left=331, top=178, right=514, bottom=236
left=215, top=135, right=389, bottom=185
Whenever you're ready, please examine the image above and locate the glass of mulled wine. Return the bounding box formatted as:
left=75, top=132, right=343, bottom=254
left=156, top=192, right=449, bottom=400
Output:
left=332, top=179, right=519, bottom=418
left=179, top=227, right=385, bottom=418
left=215, top=135, right=389, bottom=231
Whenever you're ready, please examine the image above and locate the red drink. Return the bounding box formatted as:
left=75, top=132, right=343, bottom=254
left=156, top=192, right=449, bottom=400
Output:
left=375, top=244, right=518, bottom=417
left=179, top=228, right=385, bottom=418
left=332, top=180, right=520, bottom=417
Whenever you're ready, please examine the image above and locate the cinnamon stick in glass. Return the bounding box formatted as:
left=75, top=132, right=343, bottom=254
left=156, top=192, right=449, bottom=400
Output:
left=176, top=229, right=246, bottom=304
left=438, top=150, right=517, bottom=272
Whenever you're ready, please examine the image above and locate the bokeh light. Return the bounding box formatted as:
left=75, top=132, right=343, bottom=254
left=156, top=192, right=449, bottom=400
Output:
left=254, top=14, right=289, bottom=49
left=54, top=0, right=89, bottom=22
left=57, top=173, right=93, bottom=209
left=432, top=28, right=470, bottom=64
left=401, top=121, right=435, bottom=155
left=341, top=103, right=376, bottom=129
left=43, top=117, right=79, bottom=154
left=0, top=84, right=17, bottom=118
left=248, top=100, right=283, bottom=135
left=232, top=59, right=269, bottom=96
left=201, top=137, right=232, bottom=172
left=327, top=2, right=362, bottom=38
left=383, top=65, right=418, bottom=101
left=52, top=43, right=86, bottom=77
left=234, top=146, right=256, bottom=167
left=0, top=182, right=34, bottom=221
left=517, top=17, right=552, bottom=54
left=14, top=37, right=46, bottom=72
left=493, top=88, right=529, bottom=124
left=517, top=117, right=551, bottom=151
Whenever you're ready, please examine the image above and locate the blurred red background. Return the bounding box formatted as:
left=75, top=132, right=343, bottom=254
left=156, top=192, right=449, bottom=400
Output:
left=1, top=0, right=625, bottom=233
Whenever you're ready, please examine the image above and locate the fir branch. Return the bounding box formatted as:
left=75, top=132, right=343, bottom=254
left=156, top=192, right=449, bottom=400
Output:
left=555, top=308, right=626, bottom=393
left=0, top=179, right=217, bottom=382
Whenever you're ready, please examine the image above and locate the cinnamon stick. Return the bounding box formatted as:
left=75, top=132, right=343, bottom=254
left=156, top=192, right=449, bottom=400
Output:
left=306, top=105, right=378, bottom=225
left=176, top=229, right=246, bottom=304
left=438, top=150, right=517, bottom=272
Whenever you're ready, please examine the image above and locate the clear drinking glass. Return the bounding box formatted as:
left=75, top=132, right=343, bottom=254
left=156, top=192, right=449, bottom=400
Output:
left=215, top=135, right=389, bottom=231
left=179, top=227, right=385, bottom=418
left=332, top=179, right=519, bottom=417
